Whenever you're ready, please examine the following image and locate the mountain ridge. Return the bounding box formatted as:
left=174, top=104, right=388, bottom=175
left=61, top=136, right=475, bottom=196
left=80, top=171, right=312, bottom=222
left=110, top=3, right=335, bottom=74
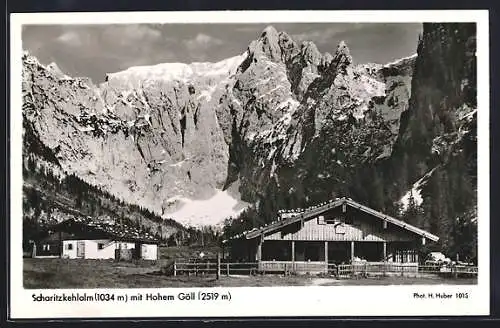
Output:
left=21, top=26, right=417, bottom=229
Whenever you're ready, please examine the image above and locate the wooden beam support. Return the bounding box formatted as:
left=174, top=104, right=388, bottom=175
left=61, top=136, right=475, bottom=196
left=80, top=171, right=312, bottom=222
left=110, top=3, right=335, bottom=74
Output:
left=383, top=241, right=387, bottom=261
left=291, top=241, right=295, bottom=271
left=383, top=220, right=388, bottom=229
left=32, top=242, right=37, bottom=258
left=324, top=241, right=328, bottom=272
left=351, top=241, right=355, bottom=261
left=342, top=202, right=346, bottom=213
left=256, top=234, right=264, bottom=262
left=59, top=231, right=63, bottom=259
left=216, top=253, right=221, bottom=280
left=421, top=237, right=426, bottom=246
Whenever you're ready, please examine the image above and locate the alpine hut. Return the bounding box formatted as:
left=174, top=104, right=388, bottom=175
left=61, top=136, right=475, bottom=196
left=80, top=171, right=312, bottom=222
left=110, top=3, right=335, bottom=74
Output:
left=223, top=197, right=439, bottom=274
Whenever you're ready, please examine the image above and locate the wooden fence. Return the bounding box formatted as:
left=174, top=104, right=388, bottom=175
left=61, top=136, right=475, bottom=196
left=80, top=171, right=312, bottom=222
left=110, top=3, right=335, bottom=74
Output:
left=171, top=257, right=478, bottom=279
left=259, top=261, right=327, bottom=274
left=337, top=263, right=478, bottom=279
left=418, top=264, right=478, bottom=277
left=337, top=262, right=419, bottom=278
left=173, top=260, right=258, bottom=276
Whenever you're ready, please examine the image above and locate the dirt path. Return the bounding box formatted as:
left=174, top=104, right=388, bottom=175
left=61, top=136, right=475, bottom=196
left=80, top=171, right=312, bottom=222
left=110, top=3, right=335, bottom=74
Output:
left=310, top=278, right=342, bottom=286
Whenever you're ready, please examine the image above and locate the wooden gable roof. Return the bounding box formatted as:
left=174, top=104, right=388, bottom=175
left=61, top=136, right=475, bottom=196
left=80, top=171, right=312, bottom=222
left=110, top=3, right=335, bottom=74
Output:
left=224, top=197, right=439, bottom=243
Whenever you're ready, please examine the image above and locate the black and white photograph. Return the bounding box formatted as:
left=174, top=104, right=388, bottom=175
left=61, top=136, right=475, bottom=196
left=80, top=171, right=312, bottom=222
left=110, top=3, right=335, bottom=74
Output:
left=9, top=10, right=490, bottom=318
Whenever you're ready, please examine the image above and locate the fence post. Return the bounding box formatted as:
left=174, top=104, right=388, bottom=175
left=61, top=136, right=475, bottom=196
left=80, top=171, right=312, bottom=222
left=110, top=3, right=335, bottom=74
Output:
left=226, top=262, right=230, bottom=276
left=32, top=242, right=37, bottom=258
left=216, top=253, right=221, bottom=280
left=173, top=259, right=177, bottom=277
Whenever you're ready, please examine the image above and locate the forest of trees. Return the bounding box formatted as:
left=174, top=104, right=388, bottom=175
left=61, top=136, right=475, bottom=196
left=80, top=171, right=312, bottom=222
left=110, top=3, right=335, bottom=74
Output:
left=220, top=135, right=478, bottom=262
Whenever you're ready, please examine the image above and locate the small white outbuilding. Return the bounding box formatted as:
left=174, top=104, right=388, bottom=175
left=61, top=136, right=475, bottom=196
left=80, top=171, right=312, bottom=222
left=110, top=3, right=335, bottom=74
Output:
left=37, top=218, right=160, bottom=261
left=61, top=239, right=158, bottom=260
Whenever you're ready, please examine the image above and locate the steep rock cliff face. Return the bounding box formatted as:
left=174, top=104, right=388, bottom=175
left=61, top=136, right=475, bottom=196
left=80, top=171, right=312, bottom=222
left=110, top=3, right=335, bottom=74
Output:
left=222, top=23, right=477, bottom=261
left=22, top=26, right=415, bottom=227
left=221, top=27, right=414, bottom=215
left=392, top=23, right=477, bottom=201
left=389, top=23, right=477, bottom=256
left=395, top=24, right=476, bottom=168
left=22, top=52, right=248, bottom=226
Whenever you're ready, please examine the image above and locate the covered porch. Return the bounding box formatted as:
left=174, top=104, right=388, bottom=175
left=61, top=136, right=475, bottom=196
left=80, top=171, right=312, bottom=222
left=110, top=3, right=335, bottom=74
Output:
left=257, top=240, right=420, bottom=273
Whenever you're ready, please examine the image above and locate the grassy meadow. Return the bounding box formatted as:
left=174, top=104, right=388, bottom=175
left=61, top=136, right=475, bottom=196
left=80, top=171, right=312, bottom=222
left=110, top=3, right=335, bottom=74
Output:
left=23, top=246, right=477, bottom=288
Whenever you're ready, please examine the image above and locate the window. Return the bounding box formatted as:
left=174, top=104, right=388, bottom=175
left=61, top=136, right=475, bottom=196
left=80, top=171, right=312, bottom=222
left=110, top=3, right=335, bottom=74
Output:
left=335, top=224, right=346, bottom=234
left=317, top=216, right=326, bottom=225
left=325, top=217, right=337, bottom=224
left=118, top=243, right=128, bottom=249
left=326, top=216, right=344, bottom=224
left=66, top=243, right=73, bottom=250
left=98, top=243, right=104, bottom=250
left=382, top=220, right=388, bottom=230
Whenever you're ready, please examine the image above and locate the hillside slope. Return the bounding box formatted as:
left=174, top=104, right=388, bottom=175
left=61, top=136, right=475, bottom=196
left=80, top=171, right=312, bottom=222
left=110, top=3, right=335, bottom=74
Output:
left=22, top=117, right=186, bottom=248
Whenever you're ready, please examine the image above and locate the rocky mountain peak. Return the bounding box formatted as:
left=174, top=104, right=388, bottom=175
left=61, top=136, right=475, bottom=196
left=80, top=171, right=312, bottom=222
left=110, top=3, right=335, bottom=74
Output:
left=336, top=40, right=350, bottom=53
left=248, top=25, right=283, bottom=62
left=330, top=40, right=353, bottom=72
left=318, top=52, right=334, bottom=73
left=22, top=25, right=424, bottom=229
left=260, top=25, right=279, bottom=39
left=46, top=62, right=61, bottom=72
left=278, top=31, right=300, bottom=62
left=300, top=41, right=322, bottom=66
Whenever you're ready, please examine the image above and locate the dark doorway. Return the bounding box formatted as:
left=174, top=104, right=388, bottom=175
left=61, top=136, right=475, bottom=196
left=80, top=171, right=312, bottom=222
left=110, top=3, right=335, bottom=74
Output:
left=77, top=241, right=85, bottom=258
left=328, top=242, right=350, bottom=264
left=262, top=240, right=292, bottom=261
left=355, top=242, right=383, bottom=261
left=134, top=242, right=142, bottom=259
left=295, top=242, right=324, bottom=261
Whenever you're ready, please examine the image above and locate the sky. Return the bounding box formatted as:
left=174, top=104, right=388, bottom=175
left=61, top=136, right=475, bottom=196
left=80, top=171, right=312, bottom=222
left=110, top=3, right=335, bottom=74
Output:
left=22, top=23, right=422, bottom=83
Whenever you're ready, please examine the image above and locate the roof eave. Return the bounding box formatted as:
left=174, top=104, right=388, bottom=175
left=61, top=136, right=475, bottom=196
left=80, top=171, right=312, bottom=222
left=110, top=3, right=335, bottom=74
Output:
left=226, top=198, right=440, bottom=243
left=243, top=199, right=346, bottom=239
left=344, top=199, right=440, bottom=242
